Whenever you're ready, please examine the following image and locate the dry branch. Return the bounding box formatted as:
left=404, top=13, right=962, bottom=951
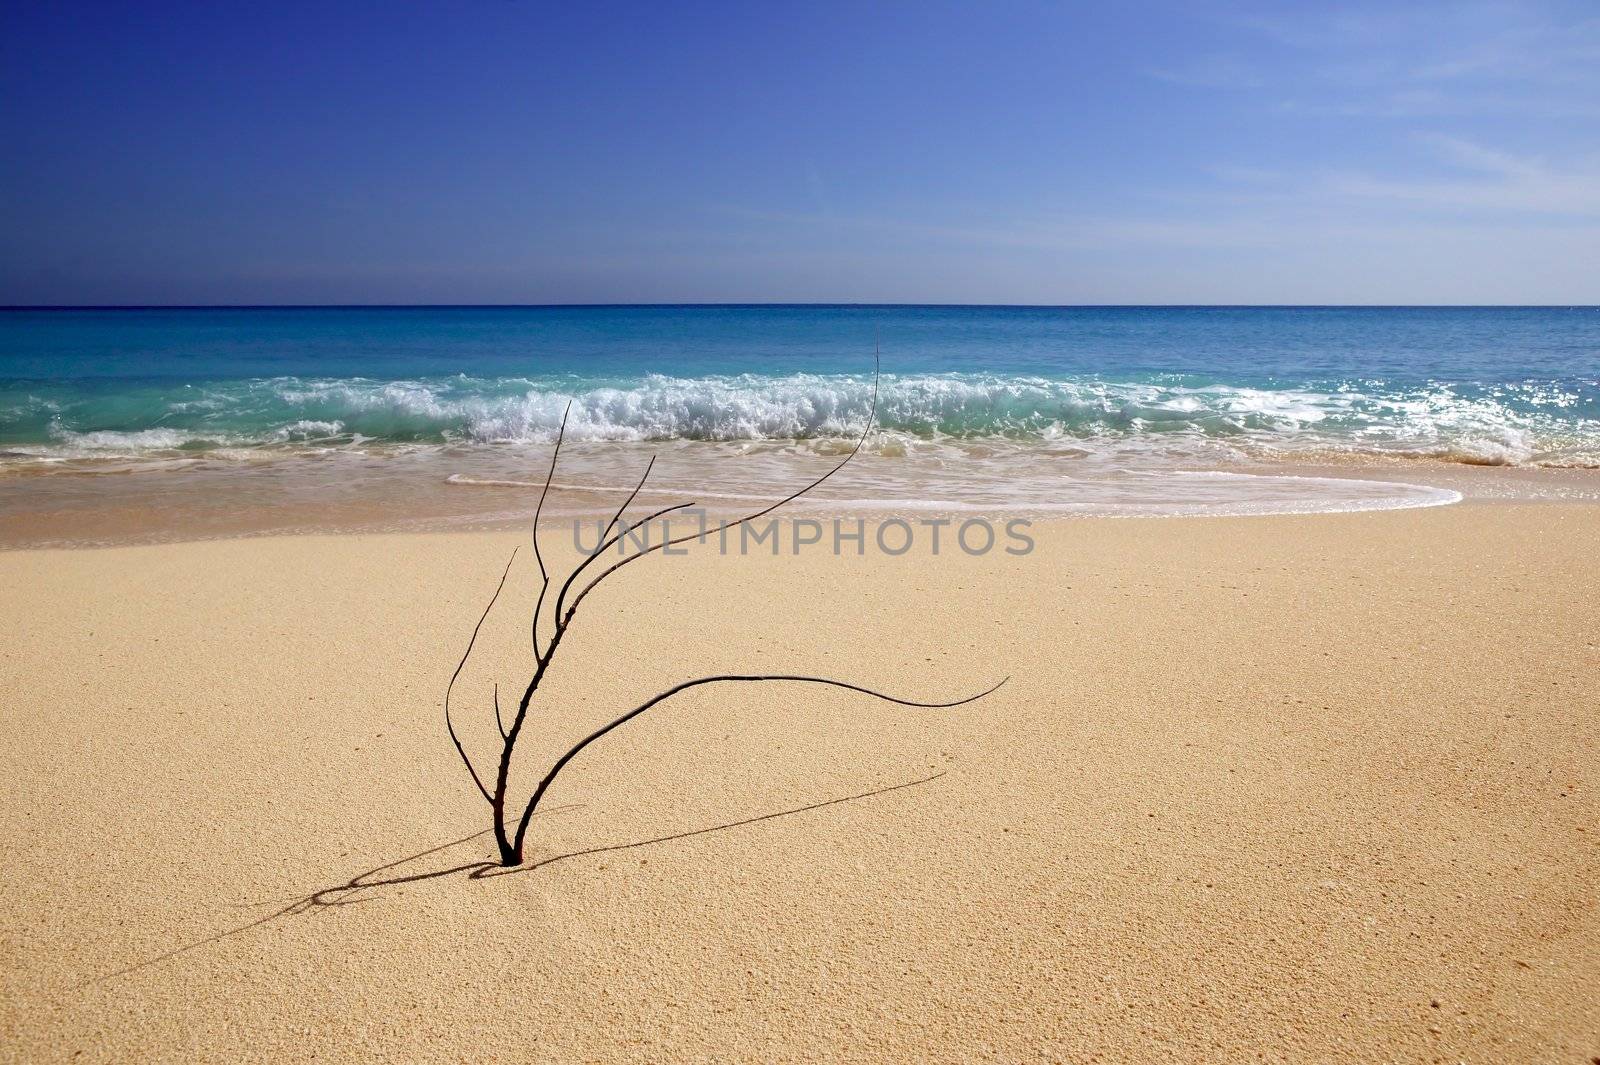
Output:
left=446, top=353, right=1005, bottom=866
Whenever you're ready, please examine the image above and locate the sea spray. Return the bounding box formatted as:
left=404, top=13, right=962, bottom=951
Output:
left=4, top=371, right=1596, bottom=468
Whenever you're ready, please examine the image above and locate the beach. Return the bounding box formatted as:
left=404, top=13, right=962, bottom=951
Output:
left=9, top=0, right=1600, bottom=1058
left=3, top=501, right=1596, bottom=1062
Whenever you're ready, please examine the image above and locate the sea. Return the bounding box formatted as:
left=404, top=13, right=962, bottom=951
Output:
left=2, top=305, right=1598, bottom=546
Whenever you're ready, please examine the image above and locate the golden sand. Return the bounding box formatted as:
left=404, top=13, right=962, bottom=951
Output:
left=2, top=504, right=1596, bottom=1062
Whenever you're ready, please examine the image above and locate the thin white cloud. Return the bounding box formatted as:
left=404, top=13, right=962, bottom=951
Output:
left=1174, top=3, right=1600, bottom=120
left=1321, top=135, right=1600, bottom=216
left=1146, top=54, right=1263, bottom=90
left=1206, top=165, right=1286, bottom=185
left=1416, top=134, right=1542, bottom=178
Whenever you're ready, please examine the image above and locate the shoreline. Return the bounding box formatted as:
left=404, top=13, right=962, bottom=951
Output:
left=4, top=450, right=1597, bottom=551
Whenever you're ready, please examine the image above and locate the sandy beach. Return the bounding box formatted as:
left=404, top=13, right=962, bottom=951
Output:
left=1, top=502, right=1595, bottom=1062
left=9, top=0, right=1600, bottom=1058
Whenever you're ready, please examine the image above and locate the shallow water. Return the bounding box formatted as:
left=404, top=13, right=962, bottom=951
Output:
left=8, top=437, right=1599, bottom=550
left=4, top=305, right=1598, bottom=545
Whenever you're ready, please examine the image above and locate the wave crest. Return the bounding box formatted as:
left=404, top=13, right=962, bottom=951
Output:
left=5, top=372, right=1598, bottom=468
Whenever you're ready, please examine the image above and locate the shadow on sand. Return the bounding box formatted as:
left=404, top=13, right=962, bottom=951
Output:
left=85, top=770, right=946, bottom=986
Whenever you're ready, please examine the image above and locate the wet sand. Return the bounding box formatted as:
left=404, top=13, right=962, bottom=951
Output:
left=7, top=443, right=1599, bottom=550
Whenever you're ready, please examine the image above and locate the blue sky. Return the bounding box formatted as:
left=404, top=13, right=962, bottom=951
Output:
left=2, top=1, right=1597, bottom=304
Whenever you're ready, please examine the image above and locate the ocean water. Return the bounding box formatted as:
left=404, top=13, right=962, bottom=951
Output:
left=2, top=305, right=1598, bottom=541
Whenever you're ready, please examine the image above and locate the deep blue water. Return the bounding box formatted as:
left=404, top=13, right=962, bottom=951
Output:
left=2, top=305, right=1598, bottom=466
left=4, top=304, right=1598, bottom=380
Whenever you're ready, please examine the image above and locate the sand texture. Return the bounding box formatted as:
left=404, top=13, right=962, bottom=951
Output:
left=2, top=504, right=1597, bottom=1062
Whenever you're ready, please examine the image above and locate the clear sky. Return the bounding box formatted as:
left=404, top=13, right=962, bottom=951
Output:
left=2, top=1, right=1597, bottom=305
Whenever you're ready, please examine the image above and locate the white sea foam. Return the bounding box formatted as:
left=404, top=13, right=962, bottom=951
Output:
left=260, top=373, right=1595, bottom=465
left=269, top=420, right=347, bottom=441
left=444, top=451, right=1464, bottom=518
left=46, top=426, right=234, bottom=452
left=5, top=372, right=1597, bottom=471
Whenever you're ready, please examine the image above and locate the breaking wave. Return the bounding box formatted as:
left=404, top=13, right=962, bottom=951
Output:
left=3, top=371, right=1598, bottom=468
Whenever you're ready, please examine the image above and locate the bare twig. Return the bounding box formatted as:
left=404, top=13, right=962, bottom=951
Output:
left=509, top=674, right=1006, bottom=859
left=560, top=353, right=881, bottom=628
left=549, top=456, right=680, bottom=636
left=529, top=402, right=571, bottom=660
left=447, top=347, right=1001, bottom=866
left=445, top=547, right=518, bottom=804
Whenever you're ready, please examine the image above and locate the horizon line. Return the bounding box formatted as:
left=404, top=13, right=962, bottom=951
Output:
left=4, top=302, right=1599, bottom=312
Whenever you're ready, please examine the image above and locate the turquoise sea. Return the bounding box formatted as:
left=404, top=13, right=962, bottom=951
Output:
left=2, top=306, right=1598, bottom=541
left=4, top=305, right=1599, bottom=463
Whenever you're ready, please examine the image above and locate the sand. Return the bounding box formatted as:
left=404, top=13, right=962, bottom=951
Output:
left=1, top=504, right=1596, bottom=1062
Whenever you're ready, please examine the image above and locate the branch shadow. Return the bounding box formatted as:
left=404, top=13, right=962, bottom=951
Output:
left=476, top=769, right=946, bottom=880
left=84, top=770, right=945, bottom=987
